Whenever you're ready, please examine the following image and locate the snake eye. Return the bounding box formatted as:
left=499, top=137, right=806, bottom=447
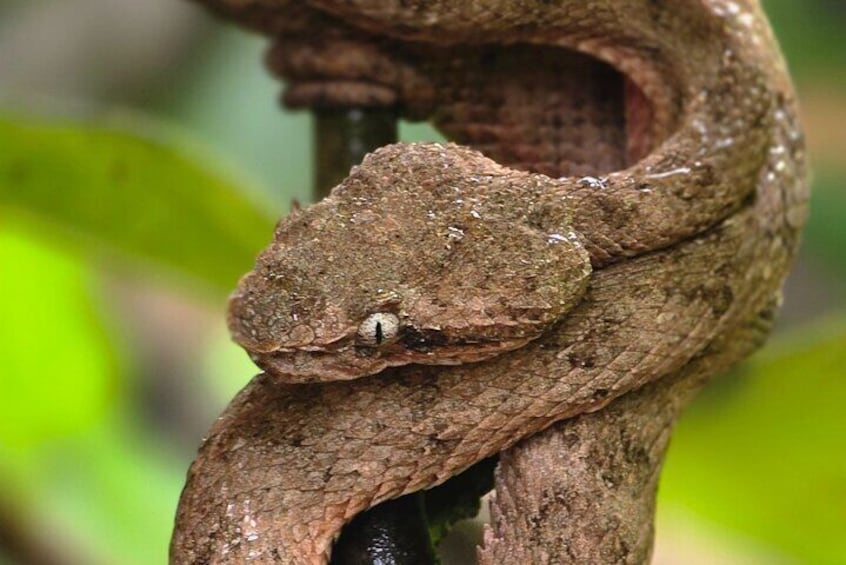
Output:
left=357, top=312, right=400, bottom=346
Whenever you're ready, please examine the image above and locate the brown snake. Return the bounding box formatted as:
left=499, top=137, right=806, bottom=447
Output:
left=171, top=1, right=807, bottom=562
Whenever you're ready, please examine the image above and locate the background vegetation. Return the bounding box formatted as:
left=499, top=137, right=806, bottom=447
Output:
left=0, top=1, right=843, bottom=563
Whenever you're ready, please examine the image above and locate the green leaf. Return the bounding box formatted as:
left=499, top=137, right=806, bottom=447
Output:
left=660, top=320, right=846, bottom=564
left=0, top=227, right=200, bottom=564
left=0, top=113, right=277, bottom=294
left=0, top=228, right=115, bottom=449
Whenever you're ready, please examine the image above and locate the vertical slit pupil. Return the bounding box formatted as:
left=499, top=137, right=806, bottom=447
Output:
left=375, top=321, right=383, bottom=345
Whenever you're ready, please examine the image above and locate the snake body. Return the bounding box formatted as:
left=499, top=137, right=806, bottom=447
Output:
left=171, top=1, right=807, bottom=563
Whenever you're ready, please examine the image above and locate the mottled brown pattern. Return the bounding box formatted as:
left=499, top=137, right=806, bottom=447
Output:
left=477, top=296, right=779, bottom=564
left=172, top=1, right=807, bottom=563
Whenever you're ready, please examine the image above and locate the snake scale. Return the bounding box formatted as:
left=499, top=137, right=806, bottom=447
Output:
left=171, top=1, right=807, bottom=563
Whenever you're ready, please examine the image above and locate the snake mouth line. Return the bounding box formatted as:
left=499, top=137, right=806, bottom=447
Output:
left=251, top=334, right=536, bottom=383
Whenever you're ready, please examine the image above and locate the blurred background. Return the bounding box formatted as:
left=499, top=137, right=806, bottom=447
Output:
left=0, top=1, right=843, bottom=563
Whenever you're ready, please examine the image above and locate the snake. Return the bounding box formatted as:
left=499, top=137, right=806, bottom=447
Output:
left=170, top=1, right=807, bottom=563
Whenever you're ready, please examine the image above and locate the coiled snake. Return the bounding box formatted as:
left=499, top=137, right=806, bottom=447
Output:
left=171, top=1, right=807, bottom=562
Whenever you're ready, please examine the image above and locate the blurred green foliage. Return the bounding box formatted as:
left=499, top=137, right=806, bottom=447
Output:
left=161, top=29, right=313, bottom=208
left=0, top=114, right=273, bottom=563
left=0, top=229, right=114, bottom=449
left=0, top=1, right=844, bottom=564
left=0, top=114, right=275, bottom=294
left=660, top=325, right=846, bottom=564
left=805, top=171, right=846, bottom=278
left=0, top=226, right=184, bottom=564
left=764, top=0, right=846, bottom=79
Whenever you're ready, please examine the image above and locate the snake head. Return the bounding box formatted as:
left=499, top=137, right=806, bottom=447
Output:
left=228, top=143, right=591, bottom=382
